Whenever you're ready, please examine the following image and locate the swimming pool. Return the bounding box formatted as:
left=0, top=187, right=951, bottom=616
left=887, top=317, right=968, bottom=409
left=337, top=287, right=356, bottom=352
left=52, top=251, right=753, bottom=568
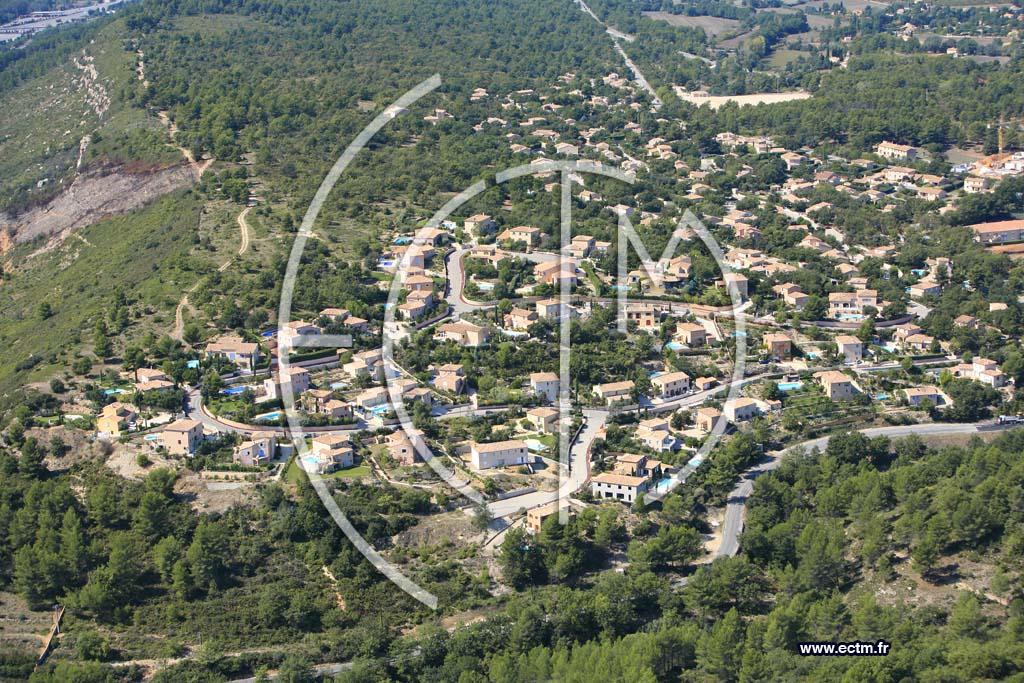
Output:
left=476, top=282, right=495, bottom=291
left=261, top=329, right=277, bottom=337
left=221, top=386, right=247, bottom=396
left=524, top=438, right=547, bottom=452
left=874, top=394, right=889, bottom=400
left=652, top=476, right=674, bottom=493
left=330, top=381, right=348, bottom=390
left=144, top=434, right=158, bottom=441
left=369, top=405, right=392, bottom=415
left=104, top=388, right=127, bottom=395
left=187, top=360, right=200, bottom=369
left=255, top=411, right=281, bottom=421
left=665, top=341, right=684, bottom=351
left=649, top=371, right=666, bottom=378
left=393, top=237, right=412, bottom=244
left=777, top=381, right=803, bottom=392
left=378, top=259, right=396, bottom=268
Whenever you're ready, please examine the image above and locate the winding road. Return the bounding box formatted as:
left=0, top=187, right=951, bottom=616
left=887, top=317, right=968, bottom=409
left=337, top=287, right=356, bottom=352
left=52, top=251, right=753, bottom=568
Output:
left=714, top=421, right=1009, bottom=558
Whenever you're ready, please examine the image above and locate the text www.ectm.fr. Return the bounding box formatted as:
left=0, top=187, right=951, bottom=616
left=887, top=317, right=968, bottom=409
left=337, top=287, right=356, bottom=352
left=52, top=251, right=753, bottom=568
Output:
left=798, top=641, right=891, bottom=656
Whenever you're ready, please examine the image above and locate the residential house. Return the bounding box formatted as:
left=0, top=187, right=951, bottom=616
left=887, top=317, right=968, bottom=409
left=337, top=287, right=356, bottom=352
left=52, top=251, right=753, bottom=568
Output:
left=526, top=407, right=559, bottom=433
left=875, top=141, right=917, bottom=161
left=634, top=419, right=675, bottom=452
left=951, top=358, right=1008, bottom=388
left=96, top=402, right=137, bottom=437
left=470, top=440, right=530, bottom=470
left=307, top=435, right=355, bottom=473
left=695, top=407, right=722, bottom=432
left=234, top=432, right=277, bottom=467
left=723, top=398, right=761, bottom=423
left=908, top=280, right=942, bottom=298
left=530, top=372, right=560, bottom=403
left=815, top=370, right=857, bottom=400
left=675, top=322, right=707, bottom=346
left=464, top=214, right=496, bottom=237
left=964, top=176, right=991, bottom=194
left=435, top=321, right=490, bottom=347
left=590, top=472, right=648, bottom=504
left=773, top=283, right=808, bottom=311
left=498, top=225, right=542, bottom=246
left=835, top=335, right=863, bottom=364
left=828, top=290, right=878, bottom=318
left=902, top=333, right=935, bottom=352
left=536, top=298, right=571, bottom=320
left=526, top=501, right=572, bottom=534
left=387, top=429, right=426, bottom=466
left=278, top=321, right=322, bottom=350
left=504, top=307, right=539, bottom=331
left=206, top=336, right=260, bottom=369
left=763, top=333, right=792, bottom=360
left=651, top=371, right=690, bottom=399
left=971, top=219, right=1024, bottom=244
left=593, top=380, right=635, bottom=405
left=160, top=419, right=204, bottom=456
left=904, top=386, right=942, bottom=406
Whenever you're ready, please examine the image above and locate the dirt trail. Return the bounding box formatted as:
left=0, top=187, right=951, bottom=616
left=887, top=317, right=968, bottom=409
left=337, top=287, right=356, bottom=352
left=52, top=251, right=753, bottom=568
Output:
left=170, top=290, right=194, bottom=341
left=173, top=205, right=250, bottom=339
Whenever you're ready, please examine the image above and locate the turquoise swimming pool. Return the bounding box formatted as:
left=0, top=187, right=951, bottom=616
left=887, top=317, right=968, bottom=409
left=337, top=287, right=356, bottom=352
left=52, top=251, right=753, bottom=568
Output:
left=777, top=381, right=803, bottom=392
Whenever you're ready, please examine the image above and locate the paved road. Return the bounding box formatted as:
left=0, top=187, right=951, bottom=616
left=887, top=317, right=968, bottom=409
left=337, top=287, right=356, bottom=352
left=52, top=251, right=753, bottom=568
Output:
left=715, top=421, right=1003, bottom=558
left=486, top=408, right=608, bottom=517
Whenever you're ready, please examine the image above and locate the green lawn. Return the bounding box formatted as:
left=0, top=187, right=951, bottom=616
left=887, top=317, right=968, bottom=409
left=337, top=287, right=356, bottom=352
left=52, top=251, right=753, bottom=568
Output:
left=284, top=456, right=373, bottom=484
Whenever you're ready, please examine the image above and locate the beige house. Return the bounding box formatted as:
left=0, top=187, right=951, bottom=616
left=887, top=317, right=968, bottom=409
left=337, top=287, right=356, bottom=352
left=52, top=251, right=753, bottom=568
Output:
left=526, top=407, right=559, bottom=433
left=834, top=335, right=863, bottom=364
left=160, top=419, right=204, bottom=456
left=695, top=407, right=722, bottom=432
left=525, top=501, right=571, bottom=534
left=464, top=213, right=496, bottom=237
left=307, top=435, right=355, bottom=473
left=504, top=308, right=538, bottom=331
left=675, top=322, right=707, bottom=346
left=971, top=219, right=1024, bottom=244
left=828, top=290, right=878, bottom=318
left=434, top=321, right=490, bottom=347
left=206, top=336, right=260, bottom=368
left=723, top=398, right=761, bottom=424
left=592, top=380, right=635, bottom=405
left=651, top=371, right=690, bottom=399
left=387, top=429, right=426, bottom=466
left=763, top=333, right=792, bottom=360
left=815, top=371, right=857, bottom=400
left=499, top=225, right=542, bottom=245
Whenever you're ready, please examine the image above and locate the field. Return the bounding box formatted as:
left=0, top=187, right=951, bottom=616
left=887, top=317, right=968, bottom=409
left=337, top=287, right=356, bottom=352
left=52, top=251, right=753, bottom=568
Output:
left=674, top=87, right=812, bottom=109
left=641, top=11, right=740, bottom=36
left=767, top=48, right=807, bottom=70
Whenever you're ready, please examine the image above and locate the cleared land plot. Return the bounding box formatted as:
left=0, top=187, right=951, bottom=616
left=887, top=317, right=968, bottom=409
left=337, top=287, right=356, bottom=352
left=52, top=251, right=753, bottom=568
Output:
left=674, top=87, right=812, bottom=109
left=767, top=48, right=808, bottom=69
left=642, top=11, right=740, bottom=36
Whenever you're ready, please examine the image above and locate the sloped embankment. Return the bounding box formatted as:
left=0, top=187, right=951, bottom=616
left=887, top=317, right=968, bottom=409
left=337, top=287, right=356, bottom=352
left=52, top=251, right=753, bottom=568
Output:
left=0, top=162, right=200, bottom=256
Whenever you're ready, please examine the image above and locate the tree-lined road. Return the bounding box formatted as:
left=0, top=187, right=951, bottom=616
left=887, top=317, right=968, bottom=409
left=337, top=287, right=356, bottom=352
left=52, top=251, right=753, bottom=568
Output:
left=715, top=421, right=1008, bottom=558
